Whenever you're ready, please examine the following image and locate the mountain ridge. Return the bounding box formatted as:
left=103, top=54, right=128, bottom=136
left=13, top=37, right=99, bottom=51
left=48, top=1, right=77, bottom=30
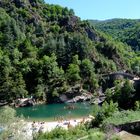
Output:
left=89, top=18, right=140, bottom=51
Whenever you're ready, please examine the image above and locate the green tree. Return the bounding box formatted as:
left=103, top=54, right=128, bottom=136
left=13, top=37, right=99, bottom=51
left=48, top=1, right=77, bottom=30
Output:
left=0, top=106, right=16, bottom=125
left=0, top=106, right=26, bottom=140
left=41, top=54, right=65, bottom=103
left=91, top=101, right=118, bottom=126
left=66, top=55, right=81, bottom=85
left=81, top=59, right=98, bottom=91
left=106, top=79, right=135, bottom=109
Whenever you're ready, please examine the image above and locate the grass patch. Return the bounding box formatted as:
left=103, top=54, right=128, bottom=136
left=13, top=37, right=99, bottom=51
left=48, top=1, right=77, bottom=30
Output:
left=103, top=110, right=140, bottom=125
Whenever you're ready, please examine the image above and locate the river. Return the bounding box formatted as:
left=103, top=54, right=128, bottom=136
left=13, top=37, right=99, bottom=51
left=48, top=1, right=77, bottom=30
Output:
left=16, top=102, right=92, bottom=121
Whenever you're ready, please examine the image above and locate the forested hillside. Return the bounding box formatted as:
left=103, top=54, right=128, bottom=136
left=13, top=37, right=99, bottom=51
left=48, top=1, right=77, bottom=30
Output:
left=0, top=0, right=139, bottom=103
left=89, top=19, right=140, bottom=51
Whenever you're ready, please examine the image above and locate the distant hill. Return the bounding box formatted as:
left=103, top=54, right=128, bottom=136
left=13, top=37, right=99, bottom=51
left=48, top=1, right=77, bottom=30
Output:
left=89, top=18, right=140, bottom=51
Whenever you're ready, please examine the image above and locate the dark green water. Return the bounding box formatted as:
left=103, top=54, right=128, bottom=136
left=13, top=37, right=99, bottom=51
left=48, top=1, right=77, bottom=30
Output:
left=16, top=102, right=92, bottom=121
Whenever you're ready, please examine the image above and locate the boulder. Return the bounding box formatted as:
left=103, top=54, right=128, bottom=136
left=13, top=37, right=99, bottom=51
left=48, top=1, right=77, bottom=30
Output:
left=16, top=98, right=34, bottom=107
left=117, top=131, right=140, bottom=140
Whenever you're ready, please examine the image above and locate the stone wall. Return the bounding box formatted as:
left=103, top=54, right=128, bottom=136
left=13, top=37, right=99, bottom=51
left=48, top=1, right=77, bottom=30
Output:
left=116, top=121, right=140, bottom=135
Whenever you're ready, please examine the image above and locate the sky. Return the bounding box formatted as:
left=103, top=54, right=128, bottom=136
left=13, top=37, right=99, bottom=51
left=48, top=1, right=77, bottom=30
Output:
left=45, top=0, right=140, bottom=20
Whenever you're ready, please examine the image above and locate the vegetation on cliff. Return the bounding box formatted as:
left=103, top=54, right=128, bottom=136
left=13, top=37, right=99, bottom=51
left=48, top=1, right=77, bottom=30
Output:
left=89, top=19, right=140, bottom=51
left=0, top=0, right=139, bottom=103
left=0, top=0, right=140, bottom=139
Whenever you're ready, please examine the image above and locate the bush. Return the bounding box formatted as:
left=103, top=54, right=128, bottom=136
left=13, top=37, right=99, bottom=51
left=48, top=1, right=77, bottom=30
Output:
left=91, top=101, right=118, bottom=127
left=0, top=106, right=16, bottom=125
left=35, top=127, right=68, bottom=140
left=105, top=79, right=135, bottom=109
left=35, top=124, right=88, bottom=140
left=88, top=129, right=105, bottom=140
left=88, top=131, right=105, bottom=140
left=0, top=106, right=25, bottom=140
left=134, top=101, right=140, bottom=110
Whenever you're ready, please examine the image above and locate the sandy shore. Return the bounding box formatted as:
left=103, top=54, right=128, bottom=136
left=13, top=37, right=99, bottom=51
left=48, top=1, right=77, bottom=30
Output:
left=19, top=117, right=92, bottom=139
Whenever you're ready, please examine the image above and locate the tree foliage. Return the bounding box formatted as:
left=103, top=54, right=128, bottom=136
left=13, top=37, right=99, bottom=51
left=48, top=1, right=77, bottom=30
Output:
left=0, top=0, right=139, bottom=103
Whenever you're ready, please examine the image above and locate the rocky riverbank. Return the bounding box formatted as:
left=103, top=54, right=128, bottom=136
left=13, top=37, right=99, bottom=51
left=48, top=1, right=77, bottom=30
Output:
left=59, top=84, right=93, bottom=103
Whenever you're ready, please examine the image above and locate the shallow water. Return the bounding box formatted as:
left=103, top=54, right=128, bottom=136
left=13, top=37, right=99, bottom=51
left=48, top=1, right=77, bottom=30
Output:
left=16, top=102, right=92, bottom=121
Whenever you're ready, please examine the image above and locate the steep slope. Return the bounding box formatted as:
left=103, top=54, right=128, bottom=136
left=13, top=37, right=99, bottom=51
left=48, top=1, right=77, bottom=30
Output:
left=0, top=0, right=138, bottom=103
left=89, top=18, right=140, bottom=51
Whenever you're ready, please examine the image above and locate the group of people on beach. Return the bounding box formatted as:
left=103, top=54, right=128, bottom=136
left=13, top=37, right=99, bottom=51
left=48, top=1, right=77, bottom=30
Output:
left=25, top=114, right=94, bottom=135
left=32, top=121, right=45, bottom=133
left=54, top=116, right=65, bottom=122
left=30, top=117, right=88, bottom=133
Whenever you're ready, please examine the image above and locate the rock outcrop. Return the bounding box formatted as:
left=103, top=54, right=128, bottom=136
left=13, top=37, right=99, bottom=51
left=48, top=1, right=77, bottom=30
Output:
left=59, top=84, right=93, bottom=103
left=117, top=131, right=140, bottom=140
left=66, top=93, right=93, bottom=103
left=15, top=98, right=35, bottom=107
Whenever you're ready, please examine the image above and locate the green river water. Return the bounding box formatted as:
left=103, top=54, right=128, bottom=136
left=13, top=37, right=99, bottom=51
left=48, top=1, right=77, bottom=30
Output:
left=16, top=102, right=92, bottom=121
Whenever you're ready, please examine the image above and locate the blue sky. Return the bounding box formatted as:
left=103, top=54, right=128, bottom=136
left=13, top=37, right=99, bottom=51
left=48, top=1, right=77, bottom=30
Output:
left=45, top=0, right=140, bottom=20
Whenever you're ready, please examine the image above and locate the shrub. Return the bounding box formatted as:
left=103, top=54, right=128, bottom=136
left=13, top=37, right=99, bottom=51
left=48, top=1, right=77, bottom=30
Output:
left=91, top=101, right=118, bottom=127
left=87, top=129, right=105, bottom=140
left=35, top=127, right=68, bottom=140
left=134, top=101, right=140, bottom=110
left=35, top=124, right=88, bottom=140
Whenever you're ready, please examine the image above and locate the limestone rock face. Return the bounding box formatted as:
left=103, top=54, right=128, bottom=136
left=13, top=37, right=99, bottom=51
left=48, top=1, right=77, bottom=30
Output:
left=16, top=98, right=34, bottom=107
left=59, top=84, right=93, bottom=103
left=85, top=27, right=100, bottom=41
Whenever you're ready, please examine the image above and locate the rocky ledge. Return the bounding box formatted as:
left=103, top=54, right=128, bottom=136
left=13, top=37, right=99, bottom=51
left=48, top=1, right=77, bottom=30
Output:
left=59, top=84, right=93, bottom=103
left=66, top=93, right=93, bottom=103
left=14, top=98, right=35, bottom=107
